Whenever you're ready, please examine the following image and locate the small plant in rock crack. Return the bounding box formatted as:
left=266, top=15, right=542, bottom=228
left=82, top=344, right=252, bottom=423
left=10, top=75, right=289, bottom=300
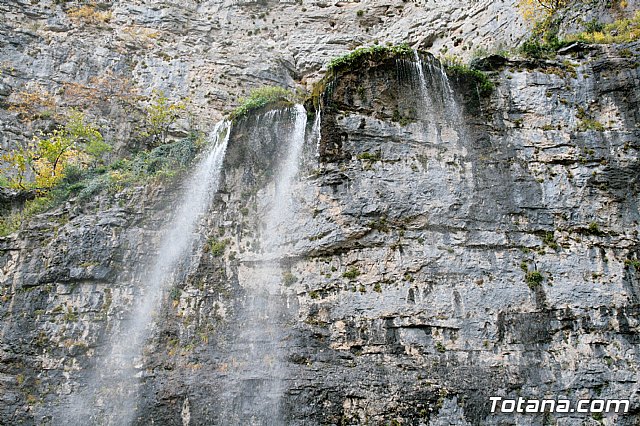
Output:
left=525, top=271, right=544, bottom=289
left=282, top=272, right=297, bottom=286
left=342, top=267, right=361, bottom=279
left=208, top=238, right=228, bottom=256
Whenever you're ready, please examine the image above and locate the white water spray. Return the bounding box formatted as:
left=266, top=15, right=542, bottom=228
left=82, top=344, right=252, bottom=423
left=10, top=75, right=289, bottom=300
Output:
left=263, top=104, right=308, bottom=249
left=60, top=121, right=231, bottom=425
left=312, top=107, right=322, bottom=158
left=220, top=105, right=307, bottom=425
left=396, top=51, right=464, bottom=145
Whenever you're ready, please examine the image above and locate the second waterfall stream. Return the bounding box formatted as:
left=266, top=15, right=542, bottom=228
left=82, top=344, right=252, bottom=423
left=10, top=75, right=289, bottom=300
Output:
left=219, top=104, right=308, bottom=425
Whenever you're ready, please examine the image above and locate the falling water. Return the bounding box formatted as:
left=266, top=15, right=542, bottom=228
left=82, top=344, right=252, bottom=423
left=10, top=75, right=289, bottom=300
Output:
left=395, top=51, right=463, bottom=145
left=219, top=104, right=307, bottom=425
left=312, top=107, right=322, bottom=157
left=263, top=104, right=308, bottom=249
left=413, top=50, right=429, bottom=96
left=59, top=121, right=231, bottom=425
left=422, top=53, right=455, bottom=102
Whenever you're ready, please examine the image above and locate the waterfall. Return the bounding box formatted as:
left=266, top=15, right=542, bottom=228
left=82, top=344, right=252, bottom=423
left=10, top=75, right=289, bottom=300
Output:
left=59, top=121, right=231, bottom=425
left=264, top=104, right=308, bottom=250
left=413, top=50, right=429, bottom=97
left=395, top=51, right=463, bottom=145
left=312, top=107, right=322, bottom=158
left=219, top=104, right=307, bottom=425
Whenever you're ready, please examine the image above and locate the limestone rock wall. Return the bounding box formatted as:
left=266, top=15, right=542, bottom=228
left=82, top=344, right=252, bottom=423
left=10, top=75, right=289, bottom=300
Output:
left=1, top=0, right=635, bottom=154
left=1, top=0, right=640, bottom=425
left=2, top=41, right=639, bottom=425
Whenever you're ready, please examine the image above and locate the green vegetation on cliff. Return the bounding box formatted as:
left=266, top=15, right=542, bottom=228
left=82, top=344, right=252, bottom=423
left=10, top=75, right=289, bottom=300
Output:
left=567, top=11, right=640, bottom=44
left=327, top=43, right=413, bottom=75
left=228, top=86, right=294, bottom=121
left=441, top=58, right=495, bottom=97
left=0, top=88, right=199, bottom=236
left=518, top=3, right=639, bottom=58
left=308, top=43, right=418, bottom=110
left=0, top=135, right=201, bottom=237
left=2, top=110, right=109, bottom=191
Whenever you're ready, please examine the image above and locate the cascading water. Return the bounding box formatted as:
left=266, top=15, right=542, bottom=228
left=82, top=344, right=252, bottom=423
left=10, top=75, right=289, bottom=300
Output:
left=219, top=104, right=307, bottom=425
left=264, top=104, right=308, bottom=247
left=312, top=107, right=322, bottom=157
left=59, top=121, right=231, bottom=425
left=396, top=51, right=463, bottom=145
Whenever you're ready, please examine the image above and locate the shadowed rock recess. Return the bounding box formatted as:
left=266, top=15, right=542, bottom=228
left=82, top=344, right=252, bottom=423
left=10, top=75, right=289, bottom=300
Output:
left=2, top=35, right=640, bottom=426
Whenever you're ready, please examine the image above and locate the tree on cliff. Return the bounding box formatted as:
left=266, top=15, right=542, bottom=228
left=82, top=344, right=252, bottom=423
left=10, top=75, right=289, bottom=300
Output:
left=517, top=0, right=573, bottom=56
left=1, top=110, right=110, bottom=190
left=518, top=0, right=570, bottom=22
left=139, top=90, right=187, bottom=148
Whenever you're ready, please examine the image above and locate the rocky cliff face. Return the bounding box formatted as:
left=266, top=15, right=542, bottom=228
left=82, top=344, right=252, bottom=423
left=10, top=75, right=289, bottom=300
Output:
left=2, top=39, right=640, bottom=425
left=1, top=0, right=635, bottom=152
left=1, top=0, right=640, bottom=425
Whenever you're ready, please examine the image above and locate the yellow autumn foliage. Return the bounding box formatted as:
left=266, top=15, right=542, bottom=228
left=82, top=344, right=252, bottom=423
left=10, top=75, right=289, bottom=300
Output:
left=7, top=84, right=57, bottom=121
left=1, top=111, right=110, bottom=190
left=518, top=0, right=570, bottom=23
left=32, top=149, right=80, bottom=189
left=67, top=5, right=112, bottom=24
left=567, top=10, right=640, bottom=43
left=141, top=90, right=187, bottom=147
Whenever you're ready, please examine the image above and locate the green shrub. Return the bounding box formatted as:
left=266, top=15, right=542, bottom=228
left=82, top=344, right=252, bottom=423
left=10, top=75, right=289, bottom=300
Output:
left=583, top=18, right=605, bottom=34
left=525, top=271, right=544, bottom=289
left=542, top=231, right=558, bottom=250
left=586, top=222, right=604, bottom=236
left=577, top=118, right=605, bottom=132
left=624, top=259, right=640, bottom=269
left=77, top=174, right=108, bottom=200
left=327, top=44, right=412, bottom=74
left=367, top=216, right=389, bottom=232
left=518, top=17, right=572, bottom=59
left=0, top=213, right=21, bottom=237
left=0, top=191, right=67, bottom=237
left=390, top=109, right=415, bottom=126
left=343, top=267, right=360, bottom=279
left=357, top=151, right=381, bottom=161
left=520, top=38, right=550, bottom=58
left=229, top=86, right=294, bottom=120
left=140, top=90, right=187, bottom=147
left=1, top=110, right=110, bottom=190
left=567, top=11, right=640, bottom=44
left=170, top=287, right=181, bottom=301
left=5, top=136, right=200, bottom=225
left=282, top=272, right=297, bottom=286
left=209, top=238, right=228, bottom=256
left=444, top=63, right=494, bottom=96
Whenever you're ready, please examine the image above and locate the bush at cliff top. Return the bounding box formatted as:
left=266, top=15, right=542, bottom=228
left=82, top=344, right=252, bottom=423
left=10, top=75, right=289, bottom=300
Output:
left=567, top=11, right=640, bottom=44
left=327, top=43, right=413, bottom=74
left=229, top=86, right=294, bottom=120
